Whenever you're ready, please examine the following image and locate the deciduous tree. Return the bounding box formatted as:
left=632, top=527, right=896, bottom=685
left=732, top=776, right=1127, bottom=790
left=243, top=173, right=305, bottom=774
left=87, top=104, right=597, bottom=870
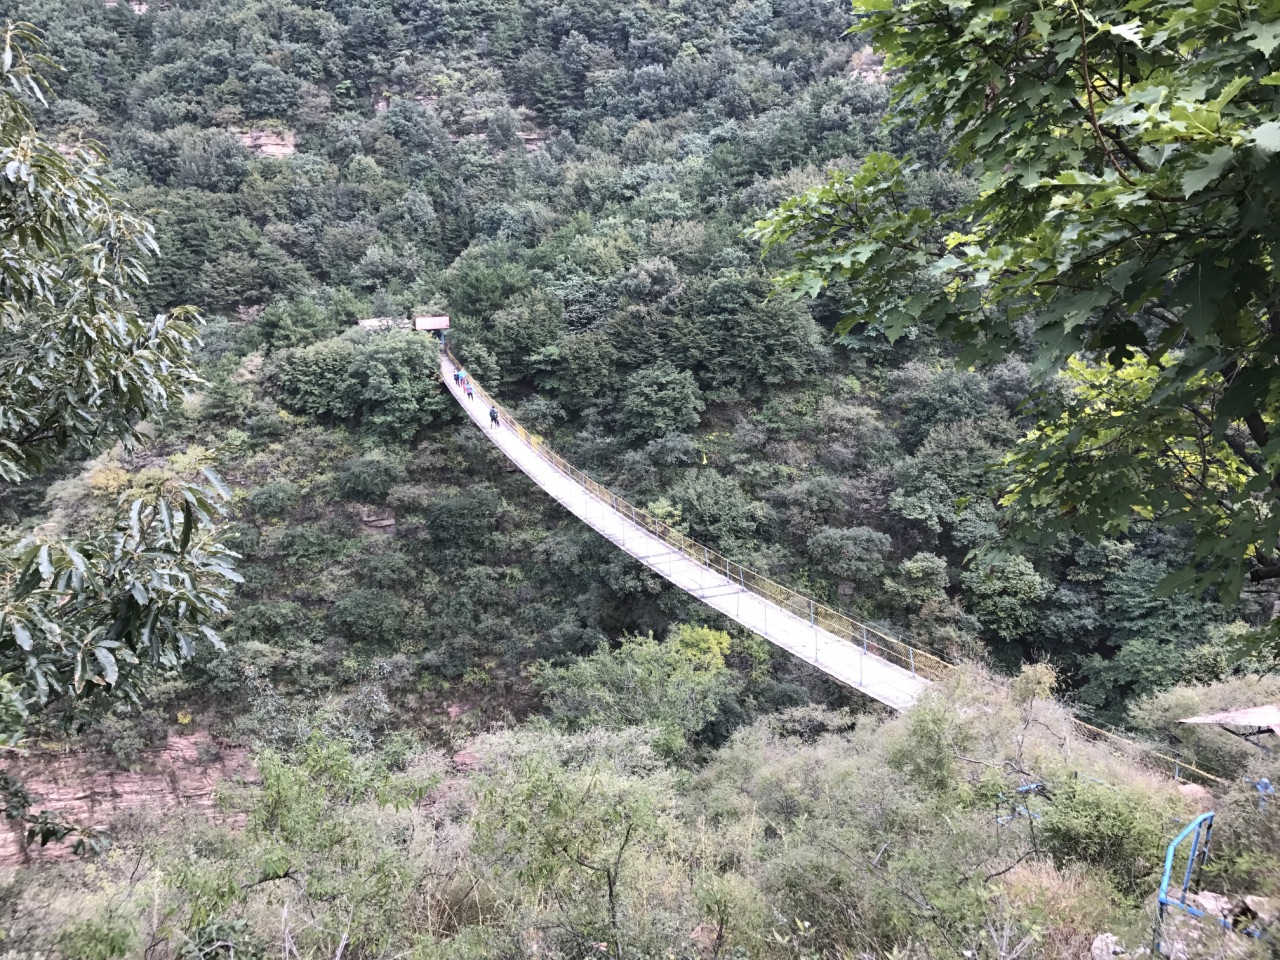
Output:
left=751, top=0, right=1280, bottom=653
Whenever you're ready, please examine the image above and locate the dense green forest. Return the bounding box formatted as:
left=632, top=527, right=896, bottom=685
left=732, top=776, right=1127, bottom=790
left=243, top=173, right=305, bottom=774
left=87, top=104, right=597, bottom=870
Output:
left=1, top=0, right=1280, bottom=956
left=10, top=0, right=1274, bottom=731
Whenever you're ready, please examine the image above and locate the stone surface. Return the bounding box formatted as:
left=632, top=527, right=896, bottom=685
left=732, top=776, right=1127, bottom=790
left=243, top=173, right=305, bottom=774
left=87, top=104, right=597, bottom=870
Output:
left=0, top=731, right=254, bottom=869
left=1189, top=891, right=1233, bottom=920
left=350, top=503, right=396, bottom=534
left=1091, top=933, right=1124, bottom=959
left=1242, top=895, right=1280, bottom=925
left=235, top=128, right=296, bottom=157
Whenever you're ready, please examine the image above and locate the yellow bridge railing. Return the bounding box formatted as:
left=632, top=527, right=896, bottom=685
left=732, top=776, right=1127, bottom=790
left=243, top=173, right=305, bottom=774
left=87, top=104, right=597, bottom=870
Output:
left=1067, top=718, right=1225, bottom=788
left=445, top=346, right=948, bottom=683
left=442, top=345, right=1226, bottom=789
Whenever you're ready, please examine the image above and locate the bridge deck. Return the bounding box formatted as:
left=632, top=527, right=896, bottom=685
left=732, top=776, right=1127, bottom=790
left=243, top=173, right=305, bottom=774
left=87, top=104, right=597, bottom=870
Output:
left=442, top=353, right=927, bottom=711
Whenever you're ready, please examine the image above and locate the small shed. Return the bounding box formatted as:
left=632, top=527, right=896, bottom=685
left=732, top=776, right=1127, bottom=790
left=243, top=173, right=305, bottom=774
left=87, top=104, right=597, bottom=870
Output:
left=414, top=315, right=450, bottom=332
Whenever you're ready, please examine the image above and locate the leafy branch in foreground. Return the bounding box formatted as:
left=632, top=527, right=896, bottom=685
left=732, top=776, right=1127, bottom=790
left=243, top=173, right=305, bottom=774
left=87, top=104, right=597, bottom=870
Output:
left=750, top=0, right=1280, bottom=621
left=0, top=19, right=205, bottom=484
left=0, top=475, right=241, bottom=733
left=0, top=22, right=240, bottom=745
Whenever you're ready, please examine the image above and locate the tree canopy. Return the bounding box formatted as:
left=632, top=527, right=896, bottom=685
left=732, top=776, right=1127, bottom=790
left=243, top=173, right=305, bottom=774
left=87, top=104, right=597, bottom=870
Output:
left=0, top=24, right=237, bottom=744
left=751, top=0, right=1280, bottom=642
left=5, top=2, right=1280, bottom=956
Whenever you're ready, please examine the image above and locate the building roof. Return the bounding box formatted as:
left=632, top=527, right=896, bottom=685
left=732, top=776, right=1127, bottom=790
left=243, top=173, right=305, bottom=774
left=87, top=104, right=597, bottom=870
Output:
left=1179, top=705, right=1280, bottom=736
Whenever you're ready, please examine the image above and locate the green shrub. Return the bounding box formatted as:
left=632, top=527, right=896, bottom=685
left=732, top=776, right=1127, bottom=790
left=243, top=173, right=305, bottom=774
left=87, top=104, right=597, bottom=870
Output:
left=619, top=360, right=704, bottom=440
left=58, top=916, right=135, bottom=960
left=536, top=626, right=739, bottom=757
left=275, top=522, right=356, bottom=569
left=224, top=601, right=310, bottom=646
left=248, top=480, right=301, bottom=518
left=885, top=694, right=969, bottom=791
left=807, top=525, right=892, bottom=583
left=178, top=917, right=267, bottom=960
left=670, top=469, right=766, bottom=549
left=330, top=589, right=409, bottom=646
left=338, top=454, right=406, bottom=504
left=273, top=331, right=447, bottom=443
left=1038, top=777, right=1170, bottom=895
left=356, top=544, right=414, bottom=588
left=258, top=298, right=338, bottom=354
left=419, top=488, right=502, bottom=564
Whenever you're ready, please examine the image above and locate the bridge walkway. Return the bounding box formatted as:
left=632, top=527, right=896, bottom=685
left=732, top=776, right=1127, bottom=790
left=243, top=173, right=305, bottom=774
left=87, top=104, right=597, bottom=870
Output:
left=439, top=347, right=1230, bottom=786
left=441, top=350, right=931, bottom=712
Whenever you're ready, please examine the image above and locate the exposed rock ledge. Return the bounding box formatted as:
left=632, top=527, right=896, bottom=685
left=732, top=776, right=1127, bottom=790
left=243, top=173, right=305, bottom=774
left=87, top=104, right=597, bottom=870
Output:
left=234, top=128, right=297, bottom=158
left=0, top=731, right=255, bottom=870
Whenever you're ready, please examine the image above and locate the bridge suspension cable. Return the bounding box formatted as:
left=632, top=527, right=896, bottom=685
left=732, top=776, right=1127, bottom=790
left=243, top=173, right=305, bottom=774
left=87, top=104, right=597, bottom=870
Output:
left=439, top=346, right=1225, bottom=785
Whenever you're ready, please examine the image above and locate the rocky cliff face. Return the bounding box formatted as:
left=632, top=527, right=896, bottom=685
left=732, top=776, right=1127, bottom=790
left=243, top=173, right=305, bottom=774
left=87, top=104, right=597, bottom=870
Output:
left=235, top=128, right=297, bottom=157
left=0, top=731, right=254, bottom=869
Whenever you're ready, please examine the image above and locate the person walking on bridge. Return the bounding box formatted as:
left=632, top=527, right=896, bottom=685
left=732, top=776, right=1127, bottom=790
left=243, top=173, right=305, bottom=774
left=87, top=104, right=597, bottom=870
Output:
left=466, top=383, right=475, bottom=401
left=489, top=406, right=499, bottom=428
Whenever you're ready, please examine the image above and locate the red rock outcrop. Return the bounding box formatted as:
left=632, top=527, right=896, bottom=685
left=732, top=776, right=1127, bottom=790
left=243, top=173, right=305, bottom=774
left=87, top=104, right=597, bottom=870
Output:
left=0, top=731, right=255, bottom=869
left=235, top=128, right=297, bottom=158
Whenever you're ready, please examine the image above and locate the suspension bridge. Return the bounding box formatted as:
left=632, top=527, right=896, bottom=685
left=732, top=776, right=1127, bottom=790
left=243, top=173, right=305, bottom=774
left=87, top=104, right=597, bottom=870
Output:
left=440, top=347, right=1224, bottom=785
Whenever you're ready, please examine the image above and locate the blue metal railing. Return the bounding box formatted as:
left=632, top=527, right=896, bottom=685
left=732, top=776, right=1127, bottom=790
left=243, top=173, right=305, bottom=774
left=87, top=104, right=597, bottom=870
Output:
left=1154, top=812, right=1214, bottom=951
left=1158, top=812, right=1215, bottom=921
left=1152, top=811, right=1242, bottom=951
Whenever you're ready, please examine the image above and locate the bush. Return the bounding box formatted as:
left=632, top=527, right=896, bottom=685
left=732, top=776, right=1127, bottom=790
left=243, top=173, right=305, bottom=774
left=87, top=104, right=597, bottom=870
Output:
left=356, top=544, right=414, bottom=588
left=58, top=916, right=134, bottom=960
left=275, top=522, right=355, bottom=570
left=178, top=917, right=267, bottom=960
left=418, top=488, right=502, bottom=565
left=1038, top=777, right=1171, bottom=895
left=330, top=589, right=409, bottom=646
left=670, top=469, right=766, bottom=549
left=536, top=626, right=739, bottom=757
left=258, top=298, right=338, bottom=353
left=891, top=363, right=993, bottom=449
left=249, top=480, right=301, bottom=518
left=619, top=360, right=704, bottom=440
left=84, top=706, right=169, bottom=770
left=273, top=331, right=447, bottom=443
left=488, top=290, right=564, bottom=381
left=338, top=454, right=406, bottom=504
left=807, top=525, right=892, bottom=583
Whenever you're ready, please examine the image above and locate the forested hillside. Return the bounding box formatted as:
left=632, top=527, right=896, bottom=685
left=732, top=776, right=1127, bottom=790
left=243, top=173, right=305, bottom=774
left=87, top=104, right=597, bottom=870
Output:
left=8, top=0, right=1269, bottom=739
left=2, top=0, right=1280, bottom=956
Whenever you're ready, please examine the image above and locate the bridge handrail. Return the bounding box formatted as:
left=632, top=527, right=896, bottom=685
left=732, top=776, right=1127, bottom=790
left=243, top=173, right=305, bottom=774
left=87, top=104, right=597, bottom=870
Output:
left=1067, top=718, right=1226, bottom=786
left=443, top=345, right=1226, bottom=788
left=446, top=346, right=947, bottom=681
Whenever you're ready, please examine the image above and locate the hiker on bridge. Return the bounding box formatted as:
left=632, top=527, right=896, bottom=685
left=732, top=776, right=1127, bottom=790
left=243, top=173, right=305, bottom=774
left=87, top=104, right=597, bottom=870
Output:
left=489, top=406, right=500, bottom=428
left=466, top=383, right=475, bottom=401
